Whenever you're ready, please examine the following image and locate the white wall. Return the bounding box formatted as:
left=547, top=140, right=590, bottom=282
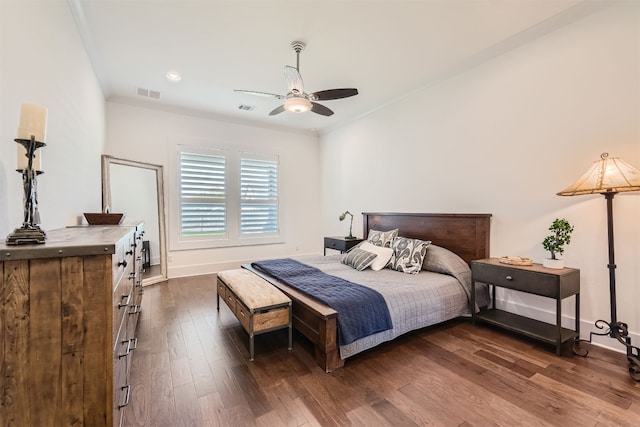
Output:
left=105, top=102, right=321, bottom=277
left=0, top=1, right=105, bottom=236
left=320, top=2, right=640, bottom=350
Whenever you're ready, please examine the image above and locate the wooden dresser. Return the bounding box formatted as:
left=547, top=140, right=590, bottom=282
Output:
left=0, top=224, right=145, bottom=426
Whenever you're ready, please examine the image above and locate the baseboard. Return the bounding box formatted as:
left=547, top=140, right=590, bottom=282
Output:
left=167, top=252, right=320, bottom=279
left=498, top=298, right=639, bottom=355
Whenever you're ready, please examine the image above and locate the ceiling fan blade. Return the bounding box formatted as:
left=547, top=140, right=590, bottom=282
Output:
left=284, top=66, right=304, bottom=94
left=311, top=102, right=334, bottom=116
left=269, top=105, right=286, bottom=116
left=310, top=88, right=358, bottom=101
left=234, top=89, right=285, bottom=100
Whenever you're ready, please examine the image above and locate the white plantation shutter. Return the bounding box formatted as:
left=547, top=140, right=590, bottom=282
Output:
left=174, top=145, right=281, bottom=249
left=179, top=151, right=226, bottom=237
left=240, top=155, right=279, bottom=235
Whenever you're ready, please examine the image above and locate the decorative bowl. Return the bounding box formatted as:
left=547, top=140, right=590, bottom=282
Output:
left=83, top=213, right=125, bottom=225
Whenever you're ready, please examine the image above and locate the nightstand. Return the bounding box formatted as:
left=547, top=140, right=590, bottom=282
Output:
left=323, top=236, right=363, bottom=255
left=471, top=258, right=580, bottom=355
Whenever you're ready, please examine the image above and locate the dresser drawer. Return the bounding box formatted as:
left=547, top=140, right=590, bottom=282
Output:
left=112, top=242, right=135, bottom=292
left=472, top=260, right=580, bottom=298
left=112, top=266, right=135, bottom=344
left=217, top=279, right=227, bottom=302
left=472, top=262, right=558, bottom=298
left=113, top=343, right=130, bottom=426
left=323, top=237, right=363, bottom=254
left=225, top=288, right=237, bottom=314
left=325, top=238, right=342, bottom=251
left=236, top=297, right=251, bottom=332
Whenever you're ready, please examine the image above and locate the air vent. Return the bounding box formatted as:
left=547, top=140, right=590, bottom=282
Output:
left=238, top=105, right=255, bottom=111
left=136, top=87, right=161, bottom=100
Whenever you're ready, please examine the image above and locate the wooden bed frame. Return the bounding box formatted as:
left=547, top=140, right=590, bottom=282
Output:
left=248, top=212, right=492, bottom=372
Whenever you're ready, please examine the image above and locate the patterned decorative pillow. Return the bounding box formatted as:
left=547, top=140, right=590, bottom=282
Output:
left=367, top=228, right=398, bottom=248
left=341, top=248, right=377, bottom=271
left=388, top=237, right=431, bottom=274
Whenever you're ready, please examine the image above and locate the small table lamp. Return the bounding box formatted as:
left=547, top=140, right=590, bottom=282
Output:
left=557, top=152, right=640, bottom=380
left=339, top=210, right=355, bottom=240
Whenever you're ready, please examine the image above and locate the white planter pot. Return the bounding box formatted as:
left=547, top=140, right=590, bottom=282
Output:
left=543, top=258, right=564, bottom=269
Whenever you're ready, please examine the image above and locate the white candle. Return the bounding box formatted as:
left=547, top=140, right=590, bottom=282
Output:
left=17, top=143, right=41, bottom=171
left=16, top=103, right=48, bottom=143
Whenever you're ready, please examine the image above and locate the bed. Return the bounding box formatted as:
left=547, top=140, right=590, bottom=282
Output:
left=245, top=212, right=492, bottom=372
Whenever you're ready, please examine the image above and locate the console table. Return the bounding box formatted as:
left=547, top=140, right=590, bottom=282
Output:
left=471, top=258, right=580, bottom=355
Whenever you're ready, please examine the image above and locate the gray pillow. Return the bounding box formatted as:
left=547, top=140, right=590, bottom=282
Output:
left=341, top=248, right=377, bottom=271
left=388, top=237, right=430, bottom=274
left=421, top=244, right=474, bottom=303
left=421, top=244, right=469, bottom=277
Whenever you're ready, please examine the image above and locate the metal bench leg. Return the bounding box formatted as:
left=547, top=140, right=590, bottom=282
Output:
left=249, top=333, right=255, bottom=361
left=249, top=315, right=255, bottom=361
left=288, top=303, right=292, bottom=351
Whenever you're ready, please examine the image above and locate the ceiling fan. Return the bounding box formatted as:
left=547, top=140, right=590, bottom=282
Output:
left=234, top=41, right=358, bottom=117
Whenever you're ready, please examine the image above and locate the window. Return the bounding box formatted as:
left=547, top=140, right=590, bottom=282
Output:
left=174, top=145, right=280, bottom=249
left=179, top=150, right=226, bottom=238
left=240, top=156, right=278, bottom=235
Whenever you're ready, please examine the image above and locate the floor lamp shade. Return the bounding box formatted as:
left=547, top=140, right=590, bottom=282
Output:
left=557, top=153, right=640, bottom=196
left=557, top=152, right=640, bottom=381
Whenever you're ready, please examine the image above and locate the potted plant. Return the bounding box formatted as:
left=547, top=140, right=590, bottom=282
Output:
left=339, top=210, right=356, bottom=239
left=542, top=218, right=574, bottom=269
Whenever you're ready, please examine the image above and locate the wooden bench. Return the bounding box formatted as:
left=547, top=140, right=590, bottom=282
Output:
left=216, top=269, right=292, bottom=361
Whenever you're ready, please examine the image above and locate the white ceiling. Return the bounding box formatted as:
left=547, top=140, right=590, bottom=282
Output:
left=69, top=0, right=603, bottom=134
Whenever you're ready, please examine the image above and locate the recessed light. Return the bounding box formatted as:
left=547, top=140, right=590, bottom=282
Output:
left=166, top=70, right=181, bottom=82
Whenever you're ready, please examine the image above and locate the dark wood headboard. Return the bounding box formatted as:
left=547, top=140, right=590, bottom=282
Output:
left=362, top=212, right=492, bottom=265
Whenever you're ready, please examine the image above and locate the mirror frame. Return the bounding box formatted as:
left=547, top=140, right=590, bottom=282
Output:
left=101, top=155, right=168, bottom=285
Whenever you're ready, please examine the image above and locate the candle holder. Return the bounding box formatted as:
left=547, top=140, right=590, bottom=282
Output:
left=7, top=136, right=47, bottom=245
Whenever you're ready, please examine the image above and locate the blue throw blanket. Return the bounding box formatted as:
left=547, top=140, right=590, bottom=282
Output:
left=251, top=258, right=392, bottom=346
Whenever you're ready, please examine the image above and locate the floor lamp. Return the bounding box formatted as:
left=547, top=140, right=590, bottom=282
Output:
left=557, top=153, right=640, bottom=381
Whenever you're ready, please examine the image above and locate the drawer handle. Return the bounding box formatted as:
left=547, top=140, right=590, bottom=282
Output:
left=118, top=338, right=138, bottom=358
left=129, top=272, right=136, bottom=280
left=118, top=385, right=131, bottom=408
left=129, top=304, right=141, bottom=315
left=506, top=275, right=513, bottom=281
left=118, top=293, right=132, bottom=308
left=126, top=249, right=134, bottom=256
left=118, top=259, right=128, bottom=268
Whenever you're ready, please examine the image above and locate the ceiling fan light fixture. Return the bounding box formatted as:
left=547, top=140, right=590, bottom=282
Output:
left=284, top=96, right=312, bottom=113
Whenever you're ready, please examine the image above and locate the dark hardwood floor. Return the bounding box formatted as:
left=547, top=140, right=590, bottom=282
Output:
left=123, top=274, right=640, bottom=426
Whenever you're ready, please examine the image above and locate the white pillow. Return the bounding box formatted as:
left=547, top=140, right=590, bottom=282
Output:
left=359, top=241, right=394, bottom=271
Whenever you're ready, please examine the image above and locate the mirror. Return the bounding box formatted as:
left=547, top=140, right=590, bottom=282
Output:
left=102, top=155, right=167, bottom=285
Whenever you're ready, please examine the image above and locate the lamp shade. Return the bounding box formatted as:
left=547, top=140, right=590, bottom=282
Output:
left=284, top=96, right=312, bottom=113
left=557, top=153, right=640, bottom=196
